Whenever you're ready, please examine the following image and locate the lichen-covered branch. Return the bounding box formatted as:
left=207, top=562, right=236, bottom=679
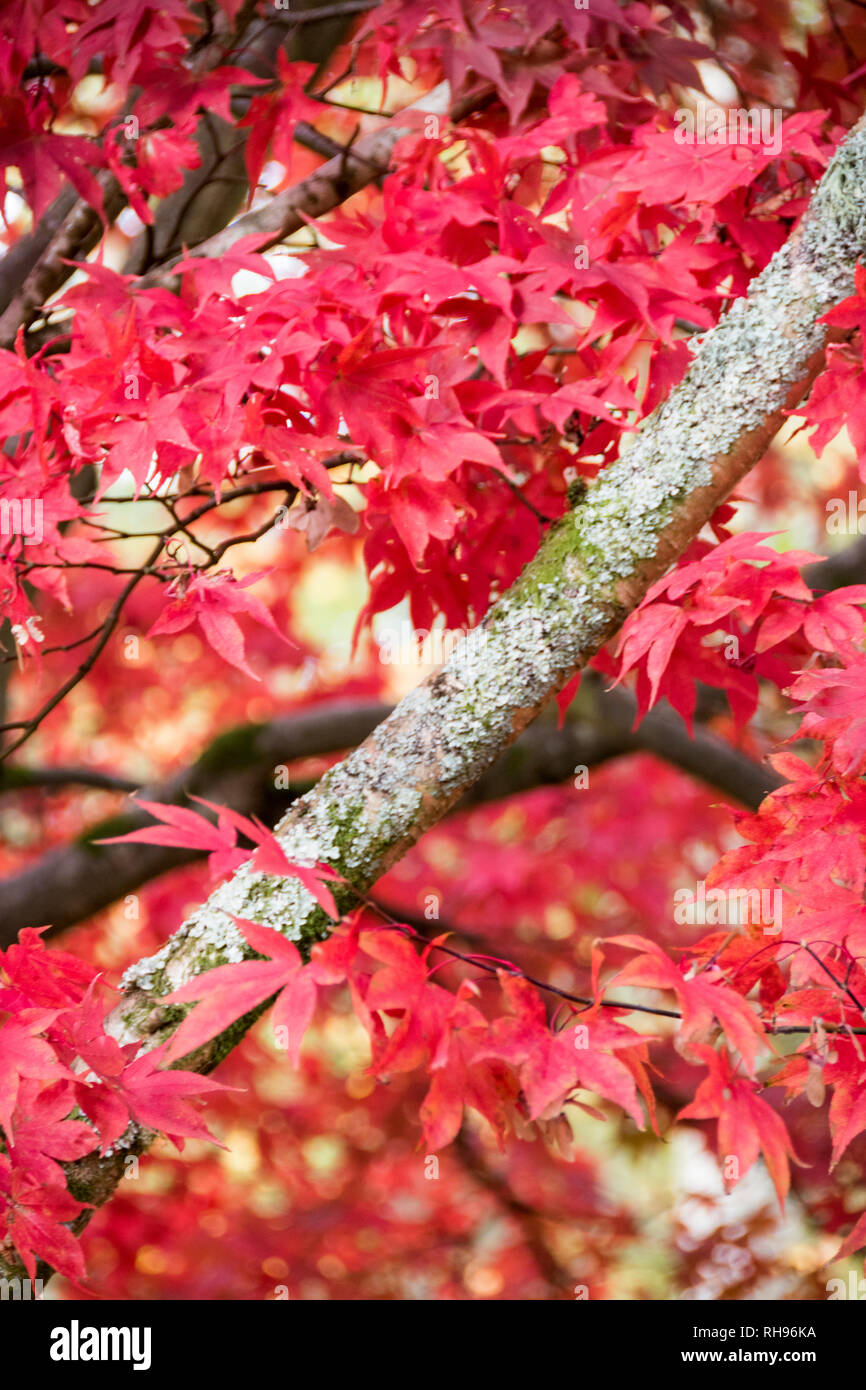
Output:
left=4, top=112, right=866, bottom=1284
left=112, top=114, right=866, bottom=1045
left=0, top=684, right=779, bottom=946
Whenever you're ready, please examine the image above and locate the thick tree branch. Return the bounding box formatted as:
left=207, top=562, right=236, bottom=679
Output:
left=0, top=683, right=780, bottom=945
left=0, top=185, right=80, bottom=322
left=0, top=700, right=389, bottom=945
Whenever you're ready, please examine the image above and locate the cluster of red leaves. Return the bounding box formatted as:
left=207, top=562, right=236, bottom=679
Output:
left=603, top=530, right=866, bottom=727
left=6, top=0, right=866, bottom=1289
left=123, top=884, right=802, bottom=1212
left=599, top=561, right=866, bottom=1231
left=0, top=929, right=227, bottom=1281
left=670, top=657, right=866, bottom=1253
left=58, top=764, right=852, bottom=1301
left=10, top=702, right=866, bottom=1280
left=0, top=2, right=844, bottom=664
left=98, top=799, right=343, bottom=912
left=75, top=1010, right=635, bottom=1302
left=0, top=0, right=253, bottom=224
left=801, top=263, right=866, bottom=471
left=151, top=912, right=657, bottom=1151
left=90, top=757, right=816, bottom=1213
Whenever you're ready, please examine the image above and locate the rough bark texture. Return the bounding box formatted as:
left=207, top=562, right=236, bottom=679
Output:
left=0, top=683, right=778, bottom=945
left=3, top=112, right=866, bottom=1284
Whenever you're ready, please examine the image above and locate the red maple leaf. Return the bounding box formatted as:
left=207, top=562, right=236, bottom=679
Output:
left=679, top=1046, right=797, bottom=1207
left=162, top=917, right=318, bottom=1066
left=147, top=569, right=294, bottom=679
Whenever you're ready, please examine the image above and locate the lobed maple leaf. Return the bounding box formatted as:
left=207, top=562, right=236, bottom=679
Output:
left=0, top=1159, right=89, bottom=1284
left=113, top=1046, right=231, bottom=1148
left=95, top=797, right=249, bottom=880
left=147, top=570, right=294, bottom=679
left=483, top=973, right=650, bottom=1128
left=679, top=1046, right=797, bottom=1208
left=162, top=917, right=318, bottom=1066
left=240, top=54, right=321, bottom=195
left=0, top=1009, right=73, bottom=1137
left=788, top=657, right=866, bottom=775
left=606, top=935, right=768, bottom=1072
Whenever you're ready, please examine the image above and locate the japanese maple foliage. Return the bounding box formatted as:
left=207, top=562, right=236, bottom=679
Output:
left=0, top=929, right=228, bottom=1281
left=4, top=0, right=866, bottom=1301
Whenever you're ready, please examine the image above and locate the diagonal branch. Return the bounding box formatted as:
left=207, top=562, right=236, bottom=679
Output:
left=17, top=79, right=483, bottom=358
left=0, top=679, right=780, bottom=945
left=0, top=0, right=373, bottom=348
left=0, top=2, right=266, bottom=348
left=137, top=81, right=455, bottom=286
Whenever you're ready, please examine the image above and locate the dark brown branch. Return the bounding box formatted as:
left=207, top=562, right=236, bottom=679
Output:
left=0, top=766, right=138, bottom=793
left=0, top=684, right=780, bottom=945
left=273, top=0, right=378, bottom=21
left=0, top=699, right=388, bottom=945
left=137, top=81, right=455, bottom=286
left=365, top=897, right=866, bottom=1037
left=805, top=534, right=866, bottom=591
left=0, top=0, right=365, bottom=346
left=0, top=537, right=165, bottom=755
left=0, top=458, right=357, bottom=743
